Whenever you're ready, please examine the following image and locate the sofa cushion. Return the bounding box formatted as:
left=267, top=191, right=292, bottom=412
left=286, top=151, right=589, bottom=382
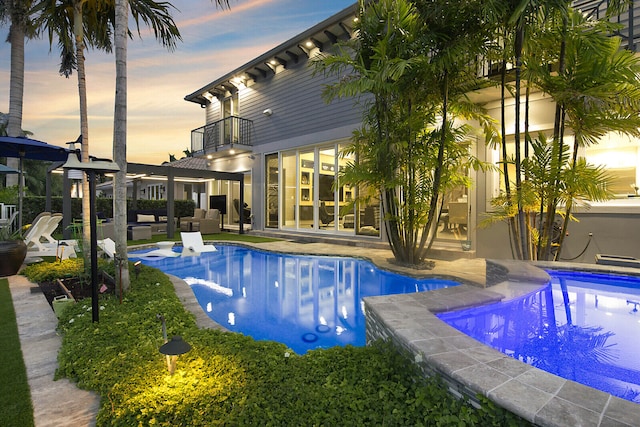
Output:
left=137, top=213, right=156, bottom=223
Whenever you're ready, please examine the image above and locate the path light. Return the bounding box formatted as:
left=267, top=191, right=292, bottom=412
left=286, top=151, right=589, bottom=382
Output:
left=159, top=335, right=191, bottom=375
left=62, top=144, right=120, bottom=323
left=134, top=260, right=142, bottom=279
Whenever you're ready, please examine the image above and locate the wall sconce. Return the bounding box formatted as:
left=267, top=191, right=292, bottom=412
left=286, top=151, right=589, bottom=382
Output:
left=263, top=108, right=273, bottom=116
left=159, top=335, right=191, bottom=375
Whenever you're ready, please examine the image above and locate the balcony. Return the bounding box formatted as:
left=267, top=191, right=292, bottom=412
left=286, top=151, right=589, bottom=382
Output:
left=191, top=116, right=254, bottom=158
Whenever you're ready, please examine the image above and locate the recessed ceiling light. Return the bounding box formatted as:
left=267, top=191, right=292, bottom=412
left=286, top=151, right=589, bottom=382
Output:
left=305, top=41, right=313, bottom=48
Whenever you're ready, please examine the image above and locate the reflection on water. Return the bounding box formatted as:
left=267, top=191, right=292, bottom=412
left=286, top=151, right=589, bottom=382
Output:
left=438, top=270, right=640, bottom=404
left=136, top=245, right=458, bottom=354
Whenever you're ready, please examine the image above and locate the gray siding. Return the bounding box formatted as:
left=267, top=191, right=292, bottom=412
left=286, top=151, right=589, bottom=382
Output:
left=236, top=57, right=363, bottom=148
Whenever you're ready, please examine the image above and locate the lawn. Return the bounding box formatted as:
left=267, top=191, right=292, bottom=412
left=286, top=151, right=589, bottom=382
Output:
left=0, top=278, right=35, bottom=427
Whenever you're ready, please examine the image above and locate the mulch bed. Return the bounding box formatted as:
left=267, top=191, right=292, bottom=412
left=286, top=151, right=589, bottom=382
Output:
left=38, top=273, right=116, bottom=308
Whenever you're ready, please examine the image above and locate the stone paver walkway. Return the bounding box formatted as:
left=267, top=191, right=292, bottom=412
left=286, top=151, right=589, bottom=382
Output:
left=8, top=274, right=100, bottom=427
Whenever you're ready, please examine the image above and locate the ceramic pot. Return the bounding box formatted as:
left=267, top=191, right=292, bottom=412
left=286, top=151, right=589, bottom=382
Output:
left=0, top=240, right=28, bottom=277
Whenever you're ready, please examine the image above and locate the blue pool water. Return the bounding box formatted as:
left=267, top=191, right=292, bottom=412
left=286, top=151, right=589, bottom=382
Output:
left=133, top=245, right=459, bottom=354
left=437, top=270, right=640, bottom=404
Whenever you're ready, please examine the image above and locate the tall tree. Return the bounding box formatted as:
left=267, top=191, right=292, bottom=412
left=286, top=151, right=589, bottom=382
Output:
left=485, top=1, right=640, bottom=260
left=318, top=0, right=495, bottom=265
left=0, top=0, right=37, bottom=187
left=37, top=0, right=185, bottom=270
left=113, top=0, right=128, bottom=292
left=36, top=0, right=114, bottom=265
left=111, top=0, right=229, bottom=292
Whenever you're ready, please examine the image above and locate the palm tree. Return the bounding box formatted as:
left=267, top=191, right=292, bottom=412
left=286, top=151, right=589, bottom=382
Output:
left=36, top=0, right=186, bottom=269
left=483, top=0, right=640, bottom=261
left=527, top=8, right=640, bottom=260
left=317, top=0, right=494, bottom=265
left=0, top=0, right=38, bottom=187
left=35, top=0, right=114, bottom=265
left=111, top=0, right=229, bottom=292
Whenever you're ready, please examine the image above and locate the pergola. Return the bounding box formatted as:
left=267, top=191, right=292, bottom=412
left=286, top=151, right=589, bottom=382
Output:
left=46, top=161, right=246, bottom=239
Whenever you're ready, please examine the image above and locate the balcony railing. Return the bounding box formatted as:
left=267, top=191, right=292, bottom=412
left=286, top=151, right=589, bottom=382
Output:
left=191, top=116, right=253, bottom=155
left=573, top=0, right=638, bottom=51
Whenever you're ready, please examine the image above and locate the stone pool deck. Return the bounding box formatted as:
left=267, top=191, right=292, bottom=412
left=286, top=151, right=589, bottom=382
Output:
left=9, top=239, right=640, bottom=426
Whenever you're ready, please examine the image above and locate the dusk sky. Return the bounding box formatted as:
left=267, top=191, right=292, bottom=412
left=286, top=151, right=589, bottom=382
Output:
left=0, top=0, right=355, bottom=164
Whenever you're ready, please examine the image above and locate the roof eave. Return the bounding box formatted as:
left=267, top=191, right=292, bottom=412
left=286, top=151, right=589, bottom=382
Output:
left=184, top=3, right=358, bottom=105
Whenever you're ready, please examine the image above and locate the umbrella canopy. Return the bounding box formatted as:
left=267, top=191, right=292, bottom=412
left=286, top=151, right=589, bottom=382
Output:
left=0, top=136, right=69, bottom=228
left=0, top=164, right=20, bottom=174
left=0, top=136, right=68, bottom=161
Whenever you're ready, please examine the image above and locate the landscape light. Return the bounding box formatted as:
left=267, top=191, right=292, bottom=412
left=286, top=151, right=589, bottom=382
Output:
left=159, top=336, right=191, bottom=375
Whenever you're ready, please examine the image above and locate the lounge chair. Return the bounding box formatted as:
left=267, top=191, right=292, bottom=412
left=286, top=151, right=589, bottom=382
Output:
left=130, top=241, right=180, bottom=259
left=23, top=212, right=52, bottom=252
left=98, top=238, right=116, bottom=259
left=41, top=213, right=63, bottom=244
left=180, top=231, right=217, bottom=256
left=23, top=212, right=76, bottom=259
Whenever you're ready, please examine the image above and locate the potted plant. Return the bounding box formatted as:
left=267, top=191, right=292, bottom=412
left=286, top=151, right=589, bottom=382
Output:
left=0, top=225, right=27, bottom=277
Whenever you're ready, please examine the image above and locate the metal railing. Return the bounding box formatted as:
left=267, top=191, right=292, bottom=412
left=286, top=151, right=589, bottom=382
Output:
left=191, top=116, right=253, bottom=154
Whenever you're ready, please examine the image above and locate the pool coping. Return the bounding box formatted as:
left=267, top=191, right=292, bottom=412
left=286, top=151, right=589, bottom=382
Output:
left=364, top=260, right=640, bottom=427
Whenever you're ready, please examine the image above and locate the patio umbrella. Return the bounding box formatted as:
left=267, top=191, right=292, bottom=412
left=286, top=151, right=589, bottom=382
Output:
left=0, top=136, right=69, bottom=229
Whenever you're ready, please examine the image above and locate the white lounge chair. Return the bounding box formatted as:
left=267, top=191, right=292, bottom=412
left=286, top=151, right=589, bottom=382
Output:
left=180, top=232, right=217, bottom=256
left=23, top=213, right=76, bottom=259
left=24, top=212, right=51, bottom=252
left=130, top=241, right=180, bottom=259
left=41, top=213, right=63, bottom=244
left=98, top=238, right=117, bottom=259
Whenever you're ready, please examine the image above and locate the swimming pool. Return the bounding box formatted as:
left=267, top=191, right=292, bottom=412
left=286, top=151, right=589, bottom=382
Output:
left=437, top=270, right=640, bottom=404
left=134, top=244, right=459, bottom=354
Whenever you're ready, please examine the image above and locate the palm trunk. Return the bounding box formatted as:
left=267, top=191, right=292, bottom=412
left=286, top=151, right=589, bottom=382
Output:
left=74, top=1, right=91, bottom=268
left=113, top=0, right=130, bottom=292
left=514, top=24, right=529, bottom=260
left=7, top=18, right=25, bottom=219
left=499, top=31, right=521, bottom=260
left=420, top=72, right=449, bottom=262
left=543, top=16, right=568, bottom=261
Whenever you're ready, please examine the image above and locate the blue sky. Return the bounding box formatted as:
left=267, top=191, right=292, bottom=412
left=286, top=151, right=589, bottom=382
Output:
left=0, top=0, right=355, bottom=164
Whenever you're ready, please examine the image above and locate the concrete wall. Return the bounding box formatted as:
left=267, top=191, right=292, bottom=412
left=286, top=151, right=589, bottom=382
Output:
left=474, top=209, right=640, bottom=262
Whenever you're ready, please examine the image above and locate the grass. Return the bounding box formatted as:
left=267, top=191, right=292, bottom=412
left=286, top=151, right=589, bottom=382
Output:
left=0, top=278, right=35, bottom=427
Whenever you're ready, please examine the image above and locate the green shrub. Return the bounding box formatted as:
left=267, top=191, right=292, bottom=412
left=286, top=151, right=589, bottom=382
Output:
left=21, top=258, right=86, bottom=282
left=17, top=196, right=196, bottom=224
left=46, top=261, right=530, bottom=426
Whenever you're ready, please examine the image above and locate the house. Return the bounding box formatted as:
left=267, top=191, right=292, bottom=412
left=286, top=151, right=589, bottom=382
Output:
left=184, top=1, right=640, bottom=261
